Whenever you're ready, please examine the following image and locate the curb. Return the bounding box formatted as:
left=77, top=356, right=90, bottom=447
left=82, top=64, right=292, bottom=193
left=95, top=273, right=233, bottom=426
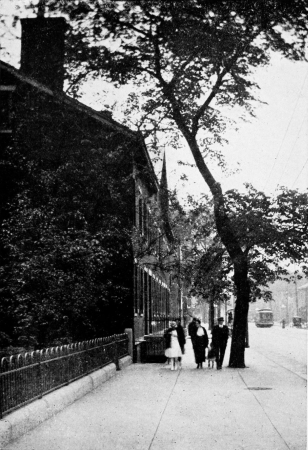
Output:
left=0, top=355, right=132, bottom=449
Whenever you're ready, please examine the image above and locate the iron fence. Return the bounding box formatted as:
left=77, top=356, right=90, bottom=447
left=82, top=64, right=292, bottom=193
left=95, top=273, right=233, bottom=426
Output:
left=0, top=333, right=128, bottom=418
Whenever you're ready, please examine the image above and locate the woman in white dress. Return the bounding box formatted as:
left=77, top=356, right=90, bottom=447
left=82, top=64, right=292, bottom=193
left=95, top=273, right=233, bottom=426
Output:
left=164, top=321, right=183, bottom=370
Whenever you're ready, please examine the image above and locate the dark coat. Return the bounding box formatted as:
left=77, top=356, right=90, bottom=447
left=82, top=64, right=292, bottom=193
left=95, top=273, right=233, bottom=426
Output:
left=176, top=324, right=186, bottom=353
left=193, top=326, right=209, bottom=363
left=188, top=320, right=198, bottom=337
left=211, top=325, right=229, bottom=347
left=188, top=321, right=197, bottom=343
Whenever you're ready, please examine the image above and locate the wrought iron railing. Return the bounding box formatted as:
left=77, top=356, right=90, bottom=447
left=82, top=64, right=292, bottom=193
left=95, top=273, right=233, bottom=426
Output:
left=0, top=333, right=128, bottom=418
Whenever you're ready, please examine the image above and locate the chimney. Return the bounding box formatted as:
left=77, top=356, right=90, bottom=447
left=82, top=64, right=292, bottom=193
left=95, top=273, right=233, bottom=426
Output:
left=20, top=17, right=67, bottom=92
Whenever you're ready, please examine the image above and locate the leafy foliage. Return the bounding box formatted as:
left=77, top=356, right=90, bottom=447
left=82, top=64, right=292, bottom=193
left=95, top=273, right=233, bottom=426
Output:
left=29, top=1, right=307, bottom=163
left=180, top=185, right=308, bottom=302
left=225, top=184, right=308, bottom=270
left=0, top=139, right=134, bottom=348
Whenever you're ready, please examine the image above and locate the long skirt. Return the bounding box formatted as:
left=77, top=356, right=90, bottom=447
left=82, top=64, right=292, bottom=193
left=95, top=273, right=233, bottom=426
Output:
left=194, top=336, right=206, bottom=363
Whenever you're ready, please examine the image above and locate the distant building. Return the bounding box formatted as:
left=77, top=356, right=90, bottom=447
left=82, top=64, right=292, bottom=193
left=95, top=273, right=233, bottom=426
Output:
left=297, top=282, right=308, bottom=323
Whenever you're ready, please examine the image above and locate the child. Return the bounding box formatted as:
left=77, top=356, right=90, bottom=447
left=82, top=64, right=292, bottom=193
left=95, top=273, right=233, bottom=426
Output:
left=164, top=322, right=183, bottom=370
left=207, top=343, right=216, bottom=368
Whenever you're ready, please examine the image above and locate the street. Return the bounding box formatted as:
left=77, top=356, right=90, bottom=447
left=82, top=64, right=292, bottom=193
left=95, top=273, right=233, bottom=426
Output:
left=247, top=323, right=307, bottom=380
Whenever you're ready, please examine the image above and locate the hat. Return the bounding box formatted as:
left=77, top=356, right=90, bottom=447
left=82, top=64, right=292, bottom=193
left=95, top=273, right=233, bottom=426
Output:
left=218, top=317, right=224, bottom=322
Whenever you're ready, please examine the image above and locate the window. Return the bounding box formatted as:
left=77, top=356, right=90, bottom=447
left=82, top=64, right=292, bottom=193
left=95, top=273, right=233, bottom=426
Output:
left=133, top=264, right=138, bottom=313
left=141, top=270, right=146, bottom=315
left=134, top=265, right=146, bottom=315
left=152, top=279, right=157, bottom=317
left=159, top=283, right=162, bottom=315
left=143, top=200, right=148, bottom=238
left=148, top=275, right=152, bottom=332
left=138, top=197, right=143, bottom=232
left=139, top=268, right=144, bottom=314
left=0, top=86, right=15, bottom=132
left=137, top=196, right=150, bottom=238
left=166, top=289, right=170, bottom=317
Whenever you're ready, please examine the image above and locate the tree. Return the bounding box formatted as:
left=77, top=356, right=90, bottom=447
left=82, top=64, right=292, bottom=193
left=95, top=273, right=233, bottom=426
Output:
left=20, top=0, right=308, bottom=366
left=224, top=184, right=308, bottom=279
left=183, top=186, right=308, bottom=332
left=0, top=133, right=135, bottom=348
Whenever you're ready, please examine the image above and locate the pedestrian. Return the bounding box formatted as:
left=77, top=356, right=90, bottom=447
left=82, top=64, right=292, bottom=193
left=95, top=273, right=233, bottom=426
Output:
left=281, top=318, right=286, bottom=329
left=188, top=317, right=198, bottom=348
left=164, top=321, right=183, bottom=370
left=176, top=319, right=186, bottom=368
left=193, top=319, right=208, bottom=369
left=228, top=311, right=233, bottom=325
left=207, top=343, right=216, bottom=368
left=211, top=317, right=229, bottom=370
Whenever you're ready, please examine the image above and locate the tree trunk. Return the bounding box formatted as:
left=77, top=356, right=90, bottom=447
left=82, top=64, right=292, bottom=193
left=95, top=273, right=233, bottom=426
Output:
left=228, top=257, right=250, bottom=368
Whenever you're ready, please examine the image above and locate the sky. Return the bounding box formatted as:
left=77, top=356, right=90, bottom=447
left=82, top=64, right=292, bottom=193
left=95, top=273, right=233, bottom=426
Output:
left=1, top=1, right=307, bottom=200
left=221, top=54, right=308, bottom=195
left=162, top=53, right=308, bottom=199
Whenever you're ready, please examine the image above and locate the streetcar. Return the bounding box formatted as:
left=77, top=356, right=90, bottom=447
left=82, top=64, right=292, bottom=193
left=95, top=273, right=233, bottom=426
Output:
left=255, top=308, right=274, bottom=328
left=292, top=316, right=302, bottom=328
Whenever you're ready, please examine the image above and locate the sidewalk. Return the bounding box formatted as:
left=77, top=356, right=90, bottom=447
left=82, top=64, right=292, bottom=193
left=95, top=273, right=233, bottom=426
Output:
left=3, top=338, right=307, bottom=450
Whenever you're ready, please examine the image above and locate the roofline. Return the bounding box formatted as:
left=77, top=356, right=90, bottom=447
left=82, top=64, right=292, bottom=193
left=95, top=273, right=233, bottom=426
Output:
left=0, top=59, right=160, bottom=192
left=0, top=60, right=134, bottom=137
left=136, top=132, right=159, bottom=192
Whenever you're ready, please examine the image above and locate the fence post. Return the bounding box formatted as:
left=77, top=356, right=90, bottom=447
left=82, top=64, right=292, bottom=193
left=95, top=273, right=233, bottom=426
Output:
left=114, top=335, right=120, bottom=371
left=38, top=351, right=43, bottom=399
left=0, top=373, right=3, bottom=419
left=124, top=328, right=133, bottom=357
left=66, top=346, right=71, bottom=385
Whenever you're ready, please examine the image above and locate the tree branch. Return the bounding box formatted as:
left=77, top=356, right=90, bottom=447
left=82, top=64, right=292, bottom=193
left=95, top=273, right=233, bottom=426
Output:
left=191, top=32, right=256, bottom=136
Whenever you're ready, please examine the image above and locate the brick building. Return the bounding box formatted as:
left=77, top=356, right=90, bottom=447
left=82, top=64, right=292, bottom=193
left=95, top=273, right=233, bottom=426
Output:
left=0, top=17, right=181, bottom=347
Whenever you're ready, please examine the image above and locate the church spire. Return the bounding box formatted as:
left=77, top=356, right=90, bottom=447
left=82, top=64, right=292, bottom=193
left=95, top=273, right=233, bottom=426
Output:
left=159, top=152, right=173, bottom=242
left=159, top=152, right=168, bottom=208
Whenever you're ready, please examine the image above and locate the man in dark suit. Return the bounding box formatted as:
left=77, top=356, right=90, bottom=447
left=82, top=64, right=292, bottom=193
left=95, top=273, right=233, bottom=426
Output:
left=188, top=317, right=198, bottom=349
left=211, top=317, right=229, bottom=370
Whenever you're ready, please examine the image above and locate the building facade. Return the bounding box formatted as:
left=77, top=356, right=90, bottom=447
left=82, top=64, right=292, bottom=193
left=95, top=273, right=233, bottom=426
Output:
left=0, top=16, right=181, bottom=347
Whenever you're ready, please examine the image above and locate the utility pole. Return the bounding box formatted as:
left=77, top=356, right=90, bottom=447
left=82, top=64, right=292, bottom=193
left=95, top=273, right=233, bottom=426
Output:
left=209, top=296, right=214, bottom=331
left=285, top=290, right=290, bottom=325
left=295, top=280, right=299, bottom=316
